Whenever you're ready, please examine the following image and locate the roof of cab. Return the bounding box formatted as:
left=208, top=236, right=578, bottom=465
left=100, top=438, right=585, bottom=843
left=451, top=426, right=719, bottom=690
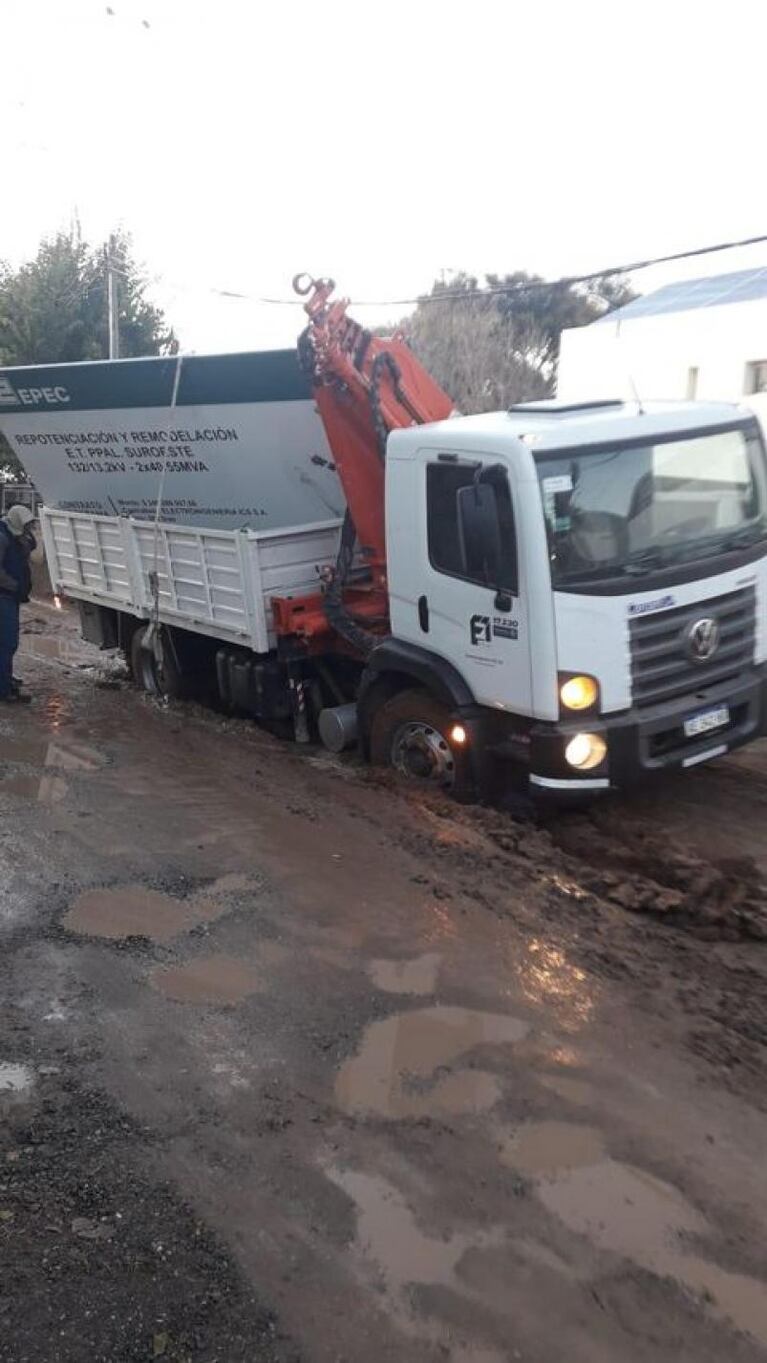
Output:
left=397, top=398, right=754, bottom=455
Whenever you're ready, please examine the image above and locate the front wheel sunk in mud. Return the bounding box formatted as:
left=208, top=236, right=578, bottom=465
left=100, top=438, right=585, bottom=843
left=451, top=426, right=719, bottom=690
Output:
left=369, top=689, right=472, bottom=799
left=130, top=625, right=184, bottom=701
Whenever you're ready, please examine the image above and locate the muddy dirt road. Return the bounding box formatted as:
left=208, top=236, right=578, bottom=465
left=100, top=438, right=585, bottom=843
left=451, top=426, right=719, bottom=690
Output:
left=2, top=603, right=767, bottom=1362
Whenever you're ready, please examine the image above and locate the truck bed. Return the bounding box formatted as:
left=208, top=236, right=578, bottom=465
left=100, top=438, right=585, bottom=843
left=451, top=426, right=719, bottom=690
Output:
left=40, top=508, right=342, bottom=654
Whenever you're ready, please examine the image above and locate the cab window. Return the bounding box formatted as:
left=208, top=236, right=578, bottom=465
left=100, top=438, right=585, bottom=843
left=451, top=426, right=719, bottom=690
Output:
left=426, top=461, right=517, bottom=591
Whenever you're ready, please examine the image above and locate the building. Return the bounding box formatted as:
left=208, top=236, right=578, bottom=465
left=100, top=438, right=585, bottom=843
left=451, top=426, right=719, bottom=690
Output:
left=557, top=267, right=767, bottom=431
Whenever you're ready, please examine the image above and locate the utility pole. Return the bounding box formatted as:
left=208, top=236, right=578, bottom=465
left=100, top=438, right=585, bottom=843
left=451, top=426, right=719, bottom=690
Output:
left=106, top=235, right=120, bottom=359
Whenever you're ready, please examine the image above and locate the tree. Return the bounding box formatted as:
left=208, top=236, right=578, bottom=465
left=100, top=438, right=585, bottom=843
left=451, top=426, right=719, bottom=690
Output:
left=0, top=228, right=176, bottom=477
left=0, top=228, right=175, bottom=367
left=402, top=270, right=636, bottom=412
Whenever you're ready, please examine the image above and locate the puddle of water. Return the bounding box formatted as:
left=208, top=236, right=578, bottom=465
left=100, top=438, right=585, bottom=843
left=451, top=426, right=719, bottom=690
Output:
left=510, top=1237, right=578, bottom=1279
left=368, top=952, right=441, bottom=996
left=423, top=899, right=459, bottom=943
left=673, top=1253, right=767, bottom=1349
left=544, top=1044, right=582, bottom=1068
left=63, top=876, right=254, bottom=945
left=449, top=1349, right=506, bottom=1363
left=43, top=694, right=70, bottom=734
left=0, top=773, right=68, bottom=804
left=505, top=1120, right=767, bottom=1347
left=502, top=1121, right=605, bottom=1174
left=335, top=1006, right=529, bottom=1119
left=538, top=1074, right=596, bottom=1107
left=331, top=1166, right=471, bottom=1290
left=1, top=737, right=104, bottom=770
left=517, top=939, right=595, bottom=1030
left=150, top=954, right=261, bottom=1004
left=1, top=738, right=47, bottom=765
left=538, top=1158, right=767, bottom=1346
left=538, top=1157, right=705, bottom=1259
left=46, top=740, right=105, bottom=771
left=20, top=635, right=94, bottom=666
left=326, top=1163, right=514, bottom=1361
left=327, top=1164, right=504, bottom=1358
left=0, top=1062, right=34, bottom=1093
left=64, top=886, right=194, bottom=943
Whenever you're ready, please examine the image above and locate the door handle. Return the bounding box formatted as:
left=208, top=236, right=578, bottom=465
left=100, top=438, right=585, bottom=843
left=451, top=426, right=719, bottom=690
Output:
left=417, top=594, right=429, bottom=632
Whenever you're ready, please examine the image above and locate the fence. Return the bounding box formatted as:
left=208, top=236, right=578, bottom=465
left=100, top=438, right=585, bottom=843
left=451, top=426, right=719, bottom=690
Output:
left=0, top=484, right=41, bottom=516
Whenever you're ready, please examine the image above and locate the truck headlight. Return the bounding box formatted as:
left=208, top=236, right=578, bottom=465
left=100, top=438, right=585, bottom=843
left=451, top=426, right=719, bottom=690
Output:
left=559, top=674, right=599, bottom=711
left=565, top=732, right=607, bottom=770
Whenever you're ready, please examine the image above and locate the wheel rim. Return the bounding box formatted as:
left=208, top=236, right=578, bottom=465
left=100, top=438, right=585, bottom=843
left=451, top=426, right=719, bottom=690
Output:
left=137, top=633, right=170, bottom=698
left=390, top=720, right=455, bottom=788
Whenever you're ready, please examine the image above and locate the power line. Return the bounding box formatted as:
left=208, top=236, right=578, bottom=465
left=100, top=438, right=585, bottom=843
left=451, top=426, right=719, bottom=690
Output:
left=184, top=229, right=767, bottom=310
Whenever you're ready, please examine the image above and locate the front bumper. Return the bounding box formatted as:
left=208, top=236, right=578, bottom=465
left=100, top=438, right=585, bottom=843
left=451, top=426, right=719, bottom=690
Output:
left=530, top=667, right=767, bottom=796
left=465, top=667, right=767, bottom=801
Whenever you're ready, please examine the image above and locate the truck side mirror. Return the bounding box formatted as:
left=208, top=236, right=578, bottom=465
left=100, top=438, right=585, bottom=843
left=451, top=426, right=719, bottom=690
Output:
left=457, top=482, right=503, bottom=586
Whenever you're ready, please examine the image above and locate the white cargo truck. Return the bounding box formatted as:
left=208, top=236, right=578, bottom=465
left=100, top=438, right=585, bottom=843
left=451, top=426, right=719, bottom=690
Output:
left=2, top=277, right=766, bottom=802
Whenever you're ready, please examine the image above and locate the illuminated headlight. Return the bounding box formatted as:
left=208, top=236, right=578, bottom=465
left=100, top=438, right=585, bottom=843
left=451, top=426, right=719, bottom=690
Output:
left=560, top=674, right=599, bottom=711
left=565, top=732, right=607, bottom=770
left=450, top=723, right=468, bottom=745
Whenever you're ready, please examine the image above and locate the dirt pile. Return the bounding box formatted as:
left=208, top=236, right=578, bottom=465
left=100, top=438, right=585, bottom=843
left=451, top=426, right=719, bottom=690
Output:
left=391, top=788, right=767, bottom=942
left=548, top=813, right=767, bottom=941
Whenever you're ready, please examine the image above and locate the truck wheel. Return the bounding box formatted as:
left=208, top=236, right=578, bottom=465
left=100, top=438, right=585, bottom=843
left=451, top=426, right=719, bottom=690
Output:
left=369, top=689, right=470, bottom=797
left=130, top=626, right=183, bottom=701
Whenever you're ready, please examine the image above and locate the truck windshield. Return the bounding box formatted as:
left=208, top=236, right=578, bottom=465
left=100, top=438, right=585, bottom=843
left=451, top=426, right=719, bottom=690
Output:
left=536, top=423, right=767, bottom=587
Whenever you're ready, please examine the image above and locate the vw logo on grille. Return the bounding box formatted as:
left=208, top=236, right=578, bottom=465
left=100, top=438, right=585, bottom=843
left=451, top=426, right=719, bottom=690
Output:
left=686, top=616, right=720, bottom=663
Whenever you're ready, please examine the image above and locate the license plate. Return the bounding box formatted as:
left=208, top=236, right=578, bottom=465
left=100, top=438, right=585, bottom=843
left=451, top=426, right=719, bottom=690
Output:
left=684, top=705, right=730, bottom=739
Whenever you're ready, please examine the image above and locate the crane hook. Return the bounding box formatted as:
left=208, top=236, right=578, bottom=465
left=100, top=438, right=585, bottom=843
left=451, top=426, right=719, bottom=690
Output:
left=292, top=273, right=315, bottom=297
left=293, top=273, right=337, bottom=298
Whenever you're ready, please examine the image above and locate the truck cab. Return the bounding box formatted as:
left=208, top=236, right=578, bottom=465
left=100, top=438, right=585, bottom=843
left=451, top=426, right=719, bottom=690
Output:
left=367, top=399, right=767, bottom=798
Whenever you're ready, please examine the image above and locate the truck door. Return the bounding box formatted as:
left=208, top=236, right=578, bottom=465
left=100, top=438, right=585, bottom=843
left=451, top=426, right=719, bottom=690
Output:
left=415, top=454, right=533, bottom=714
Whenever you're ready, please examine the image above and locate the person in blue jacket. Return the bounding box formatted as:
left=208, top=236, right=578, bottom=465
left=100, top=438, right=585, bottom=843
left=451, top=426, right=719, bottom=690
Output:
left=0, top=504, right=36, bottom=704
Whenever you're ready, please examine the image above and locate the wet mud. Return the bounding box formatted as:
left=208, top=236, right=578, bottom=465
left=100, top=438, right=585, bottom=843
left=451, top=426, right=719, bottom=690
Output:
left=0, top=736, right=105, bottom=770
left=547, top=808, right=767, bottom=940
left=0, top=771, right=68, bottom=803
left=2, top=602, right=767, bottom=1363
left=499, top=1118, right=767, bottom=1347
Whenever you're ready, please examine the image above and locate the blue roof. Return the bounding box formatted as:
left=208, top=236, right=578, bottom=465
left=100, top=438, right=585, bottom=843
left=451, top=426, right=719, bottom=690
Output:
left=595, top=266, right=767, bottom=324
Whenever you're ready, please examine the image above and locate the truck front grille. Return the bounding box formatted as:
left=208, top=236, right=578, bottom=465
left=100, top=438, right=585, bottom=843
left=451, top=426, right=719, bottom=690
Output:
left=629, top=586, right=756, bottom=709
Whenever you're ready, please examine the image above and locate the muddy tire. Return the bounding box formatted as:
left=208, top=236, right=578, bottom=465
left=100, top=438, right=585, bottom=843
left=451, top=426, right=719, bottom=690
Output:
left=130, top=625, right=184, bottom=700
left=369, top=688, right=471, bottom=797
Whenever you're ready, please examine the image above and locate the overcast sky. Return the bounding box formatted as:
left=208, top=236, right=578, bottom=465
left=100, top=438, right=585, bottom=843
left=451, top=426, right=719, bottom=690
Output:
left=4, top=0, right=767, bottom=353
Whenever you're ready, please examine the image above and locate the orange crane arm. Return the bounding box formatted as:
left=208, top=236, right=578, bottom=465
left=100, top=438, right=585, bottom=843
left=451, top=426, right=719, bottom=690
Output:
left=294, top=274, right=454, bottom=585
left=272, top=275, right=455, bottom=650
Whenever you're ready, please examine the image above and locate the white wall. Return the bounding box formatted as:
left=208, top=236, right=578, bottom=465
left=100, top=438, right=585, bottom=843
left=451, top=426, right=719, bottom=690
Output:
left=557, top=298, right=767, bottom=431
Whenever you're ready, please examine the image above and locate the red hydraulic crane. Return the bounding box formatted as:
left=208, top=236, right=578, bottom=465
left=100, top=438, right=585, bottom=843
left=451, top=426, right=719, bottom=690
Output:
left=271, top=275, right=454, bottom=651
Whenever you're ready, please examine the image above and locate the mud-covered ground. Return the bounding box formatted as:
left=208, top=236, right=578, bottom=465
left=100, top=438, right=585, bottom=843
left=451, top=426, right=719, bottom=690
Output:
left=1, top=601, right=767, bottom=1362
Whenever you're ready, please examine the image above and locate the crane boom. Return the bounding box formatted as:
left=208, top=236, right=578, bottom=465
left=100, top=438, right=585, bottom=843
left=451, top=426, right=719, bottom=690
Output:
left=271, top=275, right=454, bottom=649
